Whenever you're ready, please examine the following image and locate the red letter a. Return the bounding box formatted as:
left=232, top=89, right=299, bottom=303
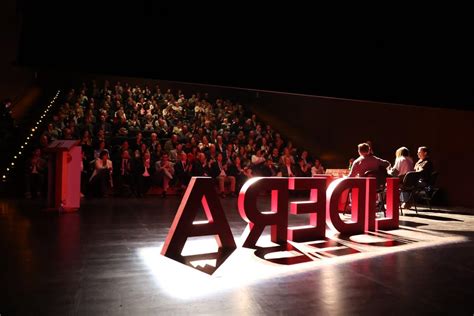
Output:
left=161, top=177, right=236, bottom=258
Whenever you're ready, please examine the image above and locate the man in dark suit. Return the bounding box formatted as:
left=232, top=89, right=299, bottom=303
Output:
left=117, top=149, right=132, bottom=196
left=174, top=152, right=192, bottom=190
left=279, top=156, right=297, bottom=177
left=210, top=153, right=236, bottom=197
left=192, top=153, right=210, bottom=177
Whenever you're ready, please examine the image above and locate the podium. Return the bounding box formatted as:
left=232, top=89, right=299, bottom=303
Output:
left=46, top=140, right=82, bottom=212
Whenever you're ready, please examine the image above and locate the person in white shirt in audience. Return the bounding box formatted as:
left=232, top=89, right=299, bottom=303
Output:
left=311, top=159, right=325, bottom=176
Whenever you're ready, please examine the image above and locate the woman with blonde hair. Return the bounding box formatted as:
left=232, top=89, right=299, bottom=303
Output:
left=389, top=146, right=415, bottom=207
left=389, top=147, right=414, bottom=178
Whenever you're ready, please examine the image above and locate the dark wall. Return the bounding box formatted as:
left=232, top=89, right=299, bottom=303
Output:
left=0, top=0, right=35, bottom=102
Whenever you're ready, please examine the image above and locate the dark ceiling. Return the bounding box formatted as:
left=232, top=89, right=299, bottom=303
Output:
left=15, top=2, right=474, bottom=110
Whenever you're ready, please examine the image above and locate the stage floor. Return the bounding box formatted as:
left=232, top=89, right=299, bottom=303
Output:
left=1, top=196, right=474, bottom=315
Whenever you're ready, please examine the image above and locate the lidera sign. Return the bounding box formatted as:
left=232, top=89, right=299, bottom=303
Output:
left=161, top=176, right=400, bottom=265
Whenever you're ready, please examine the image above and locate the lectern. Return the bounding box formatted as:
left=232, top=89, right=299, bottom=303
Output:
left=46, top=140, right=82, bottom=212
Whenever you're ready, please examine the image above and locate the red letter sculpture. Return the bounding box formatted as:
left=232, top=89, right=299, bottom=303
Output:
left=238, top=177, right=289, bottom=248
left=161, top=177, right=236, bottom=258
left=326, top=178, right=367, bottom=235
left=287, top=177, right=328, bottom=242
left=376, top=178, right=400, bottom=230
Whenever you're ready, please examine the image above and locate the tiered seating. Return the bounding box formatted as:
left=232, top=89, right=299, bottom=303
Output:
left=27, top=80, right=322, bottom=198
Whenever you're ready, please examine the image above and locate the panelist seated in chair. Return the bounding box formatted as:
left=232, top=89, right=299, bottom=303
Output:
left=348, top=143, right=390, bottom=178
left=388, top=146, right=414, bottom=178
left=400, top=147, right=435, bottom=209
left=414, top=146, right=434, bottom=187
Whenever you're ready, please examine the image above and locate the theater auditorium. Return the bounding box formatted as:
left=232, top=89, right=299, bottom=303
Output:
left=1, top=3, right=474, bottom=315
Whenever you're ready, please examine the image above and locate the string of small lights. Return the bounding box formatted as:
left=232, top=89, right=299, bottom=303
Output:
left=1, top=90, right=61, bottom=183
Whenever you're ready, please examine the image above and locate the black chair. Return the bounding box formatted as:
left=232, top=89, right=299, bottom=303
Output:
left=415, top=171, right=439, bottom=211
left=364, top=167, right=388, bottom=216
left=400, top=171, right=419, bottom=214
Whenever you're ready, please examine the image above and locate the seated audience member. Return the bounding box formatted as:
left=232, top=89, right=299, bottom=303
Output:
left=45, top=123, right=60, bottom=141
left=117, top=149, right=133, bottom=196
left=300, top=150, right=310, bottom=166
left=174, top=152, right=192, bottom=190
left=251, top=149, right=266, bottom=175
left=224, top=143, right=235, bottom=163
left=131, top=132, right=144, bottom=151
left=311, top=159, right=325, bottom=176
left=296, top=158, right=311, bottom=177
left=348, top=143, right=390, bottom=177
left=259, top=136, right=270, bottom=156
left=90, top=150, right=113, bottom=197
left=95, top=114, right=112, bottom=137
left=136, top=151, right=153, bottom=197
left=149, top=132, right=160, bottom=153
left=192, top=153, right=210, bottom=177
left=278, top=156, right=297, bottom=177
left=267, top=147, right=281, bottom=169
left=155, top=153, right=174, bottom=197
left=388, top=146, right=414, bottom=178
left=164, top=134, right=179, bottom=153
left=215, top=135, right=226, bottom=154
left=228, top=156, right=252, bottom=191
left=135, top=142, right=146, bottom=158
left=169, top=143, right=183, bottom=163
left=211, top=153, right=236, bottom=197
left=94, top=140, right=108, bottom=160
left=279, top=147, right=295, bottom=166
left=261, top=159, right=277, bottom=177
left=24, top=148, right=47, bottom=199
left=127, top=113, right=141, bottom=132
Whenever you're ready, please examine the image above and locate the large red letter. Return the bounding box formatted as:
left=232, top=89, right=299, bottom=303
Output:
left=238, top=177, right=289, bottom=248
left=287, top=177, right=327, bottom=242
left=376, top=178, right=400, bottom=230
left=327, top=178, right=367, bottom=235
left=161, top=177, right=236, bottom=258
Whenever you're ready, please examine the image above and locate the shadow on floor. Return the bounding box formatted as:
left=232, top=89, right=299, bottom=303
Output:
left=404, top=213, right=464, bottom=222
left=399, top=220, right=430, bottom=228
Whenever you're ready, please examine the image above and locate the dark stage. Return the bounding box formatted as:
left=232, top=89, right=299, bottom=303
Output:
left=1, top=196, right=474, bottom=315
